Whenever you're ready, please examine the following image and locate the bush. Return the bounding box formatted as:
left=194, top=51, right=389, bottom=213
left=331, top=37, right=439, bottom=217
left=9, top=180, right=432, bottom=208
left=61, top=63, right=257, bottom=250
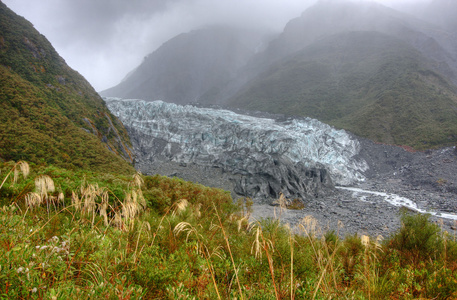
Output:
left=388, top=212, right=443, bottom=264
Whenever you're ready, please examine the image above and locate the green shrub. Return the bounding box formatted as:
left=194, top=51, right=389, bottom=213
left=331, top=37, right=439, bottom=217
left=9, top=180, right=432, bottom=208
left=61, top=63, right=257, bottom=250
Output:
left=389, top=212, right=443, bottom=264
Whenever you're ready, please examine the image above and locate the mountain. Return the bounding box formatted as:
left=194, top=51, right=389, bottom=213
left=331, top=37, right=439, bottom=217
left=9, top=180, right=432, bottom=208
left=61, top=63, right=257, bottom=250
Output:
left=202, top=0, right=457, bottom=107
left=102, top=0, right=457, bottom=150
left=0, top=2, right=134, bottom=173
left=227, top=31, right=457, bottom=149
left=256, top=0, right=457, bottom=83
left=225, top=1, right=457, bottom=149
left=101, top=27, right=270, bottom=103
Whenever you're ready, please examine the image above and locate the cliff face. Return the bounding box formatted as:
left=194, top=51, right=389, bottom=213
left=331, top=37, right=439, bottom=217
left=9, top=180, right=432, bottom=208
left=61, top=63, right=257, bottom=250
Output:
left=0, top=2, right=134, bottom=173
left=105, top=97, right=368, bottom=201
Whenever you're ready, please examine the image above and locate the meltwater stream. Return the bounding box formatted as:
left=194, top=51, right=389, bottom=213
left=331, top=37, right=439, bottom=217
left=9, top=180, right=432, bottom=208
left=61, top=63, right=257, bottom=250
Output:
left=337, top=187, right=457, bottom=221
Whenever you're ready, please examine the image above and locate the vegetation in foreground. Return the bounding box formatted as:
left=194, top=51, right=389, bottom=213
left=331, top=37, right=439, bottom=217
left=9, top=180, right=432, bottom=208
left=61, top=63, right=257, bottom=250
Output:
left=1, top=160, right=457, bottom=299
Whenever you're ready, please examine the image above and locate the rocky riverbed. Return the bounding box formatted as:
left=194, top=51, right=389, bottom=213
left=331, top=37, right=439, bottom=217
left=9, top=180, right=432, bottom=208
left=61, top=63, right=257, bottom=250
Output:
left=137, top=137, right=457, bottom=238
left=251, top=138, right=457, bottom=237
left=106, top=98, right=457, bottom=238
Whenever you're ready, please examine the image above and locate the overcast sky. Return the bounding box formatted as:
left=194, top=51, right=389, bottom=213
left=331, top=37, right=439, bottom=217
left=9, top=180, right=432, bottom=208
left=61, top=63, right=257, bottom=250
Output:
left=3, top=0, right=428, bottom=91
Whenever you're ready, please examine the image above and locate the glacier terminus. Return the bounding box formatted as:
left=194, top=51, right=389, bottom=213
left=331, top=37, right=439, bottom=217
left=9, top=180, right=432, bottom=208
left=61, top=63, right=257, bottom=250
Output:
left=105, top=97, right=369, bottom=203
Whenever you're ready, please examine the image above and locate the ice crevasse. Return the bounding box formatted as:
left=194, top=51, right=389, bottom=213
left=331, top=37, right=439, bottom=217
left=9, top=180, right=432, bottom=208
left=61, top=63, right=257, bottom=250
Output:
left=105, top=97, right=369, bottom=199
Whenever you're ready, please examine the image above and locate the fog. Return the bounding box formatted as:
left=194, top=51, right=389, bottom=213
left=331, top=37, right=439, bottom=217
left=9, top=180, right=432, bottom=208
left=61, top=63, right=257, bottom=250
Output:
left=2, top=0, right=431, bottom=91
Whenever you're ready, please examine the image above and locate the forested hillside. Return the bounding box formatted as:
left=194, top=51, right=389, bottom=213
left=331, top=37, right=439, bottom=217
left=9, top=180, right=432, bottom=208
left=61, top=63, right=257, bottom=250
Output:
left=0, top=2, right=134, bottom=174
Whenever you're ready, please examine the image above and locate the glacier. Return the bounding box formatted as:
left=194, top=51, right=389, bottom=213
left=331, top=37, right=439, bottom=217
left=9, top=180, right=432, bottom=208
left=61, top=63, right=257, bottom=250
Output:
left=105, top=97, right=368, bottom=201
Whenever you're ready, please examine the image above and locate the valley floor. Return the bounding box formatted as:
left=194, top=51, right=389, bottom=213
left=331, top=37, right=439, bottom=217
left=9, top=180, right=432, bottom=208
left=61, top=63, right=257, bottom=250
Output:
left=139, top=136, right=457, bottom=238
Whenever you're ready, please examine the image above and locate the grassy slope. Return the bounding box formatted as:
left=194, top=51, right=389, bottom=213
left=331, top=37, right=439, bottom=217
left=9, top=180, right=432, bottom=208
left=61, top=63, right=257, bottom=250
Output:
left=229, top=32, right=457, bottom=149
left=0, top=2, right=133, bottom=174
left=1, top=161, right=457, bottom=299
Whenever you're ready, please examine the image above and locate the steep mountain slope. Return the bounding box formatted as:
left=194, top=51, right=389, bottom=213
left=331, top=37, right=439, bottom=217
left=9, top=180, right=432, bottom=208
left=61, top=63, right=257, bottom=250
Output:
left=101, top=27, right=269, bottom=103
left=102, top=1, right=457, bottom=100
left=0, top=2, right=134, bottom=173
left=249, top=0, right=457, bottom=84
left=228, top=31, right=457, bottom=149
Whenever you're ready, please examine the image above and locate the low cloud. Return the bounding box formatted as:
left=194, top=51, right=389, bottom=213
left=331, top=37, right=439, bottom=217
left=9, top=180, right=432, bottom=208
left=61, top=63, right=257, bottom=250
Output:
left=3, top=0, right=430, bottom=91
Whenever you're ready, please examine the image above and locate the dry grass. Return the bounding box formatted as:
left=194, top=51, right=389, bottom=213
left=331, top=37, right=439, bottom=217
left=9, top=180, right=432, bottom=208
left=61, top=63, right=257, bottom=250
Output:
left=213, top=203, right=244, bottom=300
left=22, top=174, right=56, bottom=215
left=71, top=191, right=81, bottom=211
left=35, top=175, right=55, bottom=197
left=172, top=199, right=189, bottom=216
left=131, top=172, right=144, bottom=189
left=0, top=161, right=29, bottom=190
left=100, top=190, right=109, bottom=226
left=121, top=175, right=147, bottom=228
left=361, top=235, right=370, bottom=248
left=24, top=192, right=41, bottom=209
left=250, top=225, right=263, bottom=260
left=13, top=161, right=30, bottom=184
left=299, top=215, right=320, bottom=238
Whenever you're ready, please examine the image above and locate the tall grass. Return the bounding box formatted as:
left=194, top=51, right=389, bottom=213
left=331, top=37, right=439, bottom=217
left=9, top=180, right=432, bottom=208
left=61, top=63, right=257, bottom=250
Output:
left=1, top=160, right=457, bottom=299
left=0, top=160, right=29, bottom=191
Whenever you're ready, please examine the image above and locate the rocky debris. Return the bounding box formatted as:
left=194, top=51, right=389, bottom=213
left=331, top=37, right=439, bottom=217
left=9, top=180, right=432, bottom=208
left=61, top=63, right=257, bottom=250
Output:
left=302, top=139, right=457, bottom=237
left=251, top=178, right=457, bottom=238
left=144, top=135, right=457, bottom=238
left=357, top=137, right=457, bottom=215
left=250, top=188, right=404, bottom=238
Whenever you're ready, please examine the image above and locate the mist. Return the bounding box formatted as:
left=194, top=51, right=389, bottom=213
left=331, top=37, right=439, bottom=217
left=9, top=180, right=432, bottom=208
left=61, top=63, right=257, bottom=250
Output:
left=3, top=0, right=432, bottom=91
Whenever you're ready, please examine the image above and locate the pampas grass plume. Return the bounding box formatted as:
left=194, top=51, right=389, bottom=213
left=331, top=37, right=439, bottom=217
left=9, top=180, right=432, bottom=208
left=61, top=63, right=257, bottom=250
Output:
left=13, top=161, right=30, bottom=184
left=35, top=175, right=55, bottom=197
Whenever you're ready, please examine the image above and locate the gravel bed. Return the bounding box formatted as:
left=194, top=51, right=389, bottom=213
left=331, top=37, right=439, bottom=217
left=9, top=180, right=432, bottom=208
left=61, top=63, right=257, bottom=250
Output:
left=137, top=136, right=457, bottom=238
